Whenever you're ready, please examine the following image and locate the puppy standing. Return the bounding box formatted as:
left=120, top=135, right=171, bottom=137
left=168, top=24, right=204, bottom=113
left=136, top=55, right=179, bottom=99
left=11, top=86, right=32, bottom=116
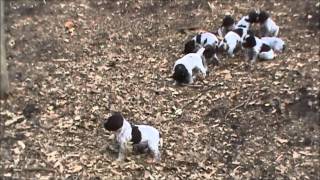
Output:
left=218, top=27, right=248, bottom=57
left=218, top=15, right=236, bottom=37
left=173, top=46, right=215, bottom=84
left=242, top=33, right=275, bottom=63
left=235, top=11, right=259, bottom=29
left=261, top=37, right=285, bottom=53
left=257, top=11, right=279, bottom=37
left=104, top=113, right=161, bottom=162
left=184, top=32, right=219, bottom=54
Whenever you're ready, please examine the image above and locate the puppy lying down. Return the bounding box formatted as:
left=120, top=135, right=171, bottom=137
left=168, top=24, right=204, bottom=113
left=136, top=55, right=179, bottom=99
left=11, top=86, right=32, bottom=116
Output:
left=242, top=33, right=275, bottom=63
left=104, top=112, right=161, bottom=162
left=261, top=37, right=285, bottom=53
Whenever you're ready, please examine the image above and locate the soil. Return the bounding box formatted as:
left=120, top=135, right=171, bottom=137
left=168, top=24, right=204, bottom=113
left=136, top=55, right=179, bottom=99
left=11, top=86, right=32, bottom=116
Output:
left=1, top=0, right=319, bottom=179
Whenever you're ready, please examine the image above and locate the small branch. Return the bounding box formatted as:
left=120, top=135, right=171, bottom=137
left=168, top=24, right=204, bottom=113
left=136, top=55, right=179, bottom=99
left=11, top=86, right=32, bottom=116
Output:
left=3, top=167, right=56, bottom=173
left=224, top=93, right=255, bottom=120
left=181, top=83, right=221, bottom=109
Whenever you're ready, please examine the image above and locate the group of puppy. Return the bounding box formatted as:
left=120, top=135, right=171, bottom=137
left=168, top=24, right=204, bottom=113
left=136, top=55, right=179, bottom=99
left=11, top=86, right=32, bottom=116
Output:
left=102, top=10, right=286, bottom=163
left=173, top=10, right=286, bottom=84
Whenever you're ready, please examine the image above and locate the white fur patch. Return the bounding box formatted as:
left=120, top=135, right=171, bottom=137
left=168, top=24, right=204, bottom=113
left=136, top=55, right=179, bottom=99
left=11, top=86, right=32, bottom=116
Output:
left=218, top=31, right=242, bottom=57
left=261, top=18, right=279, bottom=37
left=192, top=32, right=219, bottom=47
left=261, top=37, right=285, bottom=53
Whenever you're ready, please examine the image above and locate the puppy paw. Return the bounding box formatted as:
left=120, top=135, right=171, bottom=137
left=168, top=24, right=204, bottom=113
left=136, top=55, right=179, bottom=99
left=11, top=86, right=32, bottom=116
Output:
left=116, top=157, right=124, bottom=162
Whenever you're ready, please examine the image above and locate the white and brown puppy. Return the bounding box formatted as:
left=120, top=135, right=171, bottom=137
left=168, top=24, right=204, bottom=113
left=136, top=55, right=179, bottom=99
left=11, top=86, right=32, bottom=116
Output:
left=104, top=112, right=161, bottom=161
left=218, top=27, right=248, bottom=57
left=242, top=33, right=275, bottom=63
left=218, top=15, right=236, bottom=37
left=173, top=46, right=216, bottom=84
left=257, top=11, right=279, bottom=37
left=183, top=32, right=219, bottom=54
left=261, top=37, right=285, bottom=53
left=235, top=11, right=259, bottom=29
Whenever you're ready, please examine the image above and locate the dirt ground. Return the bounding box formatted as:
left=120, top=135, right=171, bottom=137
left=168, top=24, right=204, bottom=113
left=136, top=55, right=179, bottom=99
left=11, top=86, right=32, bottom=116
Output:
left=1, top=0, right=319, bottom=179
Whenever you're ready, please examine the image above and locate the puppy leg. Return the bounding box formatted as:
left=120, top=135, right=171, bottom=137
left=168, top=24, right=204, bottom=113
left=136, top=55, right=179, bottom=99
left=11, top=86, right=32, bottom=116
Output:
left=273, top=27, right=279, bottom=37
left=260, top=26, right=267, bottom=37
left=259, top=50, right=274, bottom=60
left=249, top=50, right=258, bottom=63
left=117, top=143, right=126, bottom=161
left=227, top=48, right=235, bottom=57
left=148, top=142, right=161, bottom=162
left=212, top=54, right=220, bottom=66
left=198, top=64, right=207, bottom=78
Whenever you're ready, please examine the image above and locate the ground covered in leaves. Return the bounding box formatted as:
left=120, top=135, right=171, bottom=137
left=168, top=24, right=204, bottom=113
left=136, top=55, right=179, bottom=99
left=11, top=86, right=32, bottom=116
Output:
left=1, top=0, right=319, bottom=179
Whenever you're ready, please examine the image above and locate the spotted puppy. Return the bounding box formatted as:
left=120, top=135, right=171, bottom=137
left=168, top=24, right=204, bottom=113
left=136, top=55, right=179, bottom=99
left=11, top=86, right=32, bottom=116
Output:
left=242, top=33, right=275, bottom=63
left=184, top=32, right=219, bottom=54
left=235, top=11, right=259, bottom=29
left=218, top=15, right=236, bottom=37
left=173, top=46, right=215, bottom=84
left=257, top=11, right=279, bottom=37
left=104, top=112, right=161, bottom=161
left=218, top=27, right=248, bottom=57
left=261, top=37, right=285, bottom=53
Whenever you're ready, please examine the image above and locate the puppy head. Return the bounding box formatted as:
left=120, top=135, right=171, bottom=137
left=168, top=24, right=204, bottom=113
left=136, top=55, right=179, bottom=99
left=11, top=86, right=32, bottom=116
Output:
left=258, top=11, right=269, bottom=23
left=218, top=39, right=229, bottom=52
left=242, top=34, right=256, bottom=48
left=203, top=45, right=216, bottom=60
left=233, top=28, right=244, bottom=38
left=173, top=64, right=191, bottom=84
left=104, top=112, right=124, bottom=131
left=184, top=40, right=196, bottom=54
left=222, top=15, right=235, bottom=28
left=247, top=11, right=259, bottom=23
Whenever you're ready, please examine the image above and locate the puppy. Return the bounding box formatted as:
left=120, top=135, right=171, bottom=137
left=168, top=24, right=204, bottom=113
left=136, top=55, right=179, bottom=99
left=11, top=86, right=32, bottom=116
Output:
left=235, top=11, right=259, bottom=29
left=173, top=47, right=213, bottom=84
left=104, top=112, right=161, bottom=161
left=218, top=27, right=247, bottom=57
left=184, top=32, right=219, bottom=54
left=257, top=11, right=279, bottom=37
left=218, top=15, right=236, bottom=37
left=242, top=33, right=275, bottom=63
left=261, top=37, right=285, bottom=53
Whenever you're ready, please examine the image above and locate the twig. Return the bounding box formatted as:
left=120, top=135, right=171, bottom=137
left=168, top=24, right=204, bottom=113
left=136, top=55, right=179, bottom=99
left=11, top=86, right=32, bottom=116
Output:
left=224, top=93, right=255, bottom=120
left=4, top=167, right=56, bottom=173
left=181, top=83, right=221, bottom=109
left=52, top=58, right=70, bottom=62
